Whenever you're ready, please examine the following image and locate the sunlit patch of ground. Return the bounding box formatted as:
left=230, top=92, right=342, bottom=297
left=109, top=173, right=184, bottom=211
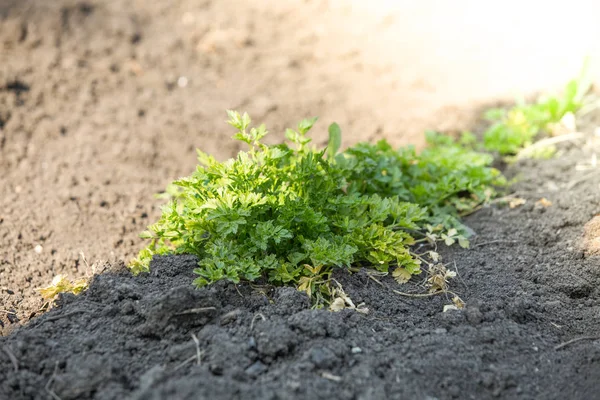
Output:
left=583, top=215, right=600, bottom=255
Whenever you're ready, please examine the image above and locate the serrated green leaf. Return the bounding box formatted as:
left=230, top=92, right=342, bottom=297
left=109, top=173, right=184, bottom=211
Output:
left=298, top=117, right=318, bottom=135
left=139, top=230, right=154, bottom=239
left=458, top=236, right=470, bottom=248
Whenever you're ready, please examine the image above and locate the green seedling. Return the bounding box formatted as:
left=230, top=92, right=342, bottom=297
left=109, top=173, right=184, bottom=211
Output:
left=483, top=58, right=593, bottom=155
left=37, top=275, right=89, bottom=302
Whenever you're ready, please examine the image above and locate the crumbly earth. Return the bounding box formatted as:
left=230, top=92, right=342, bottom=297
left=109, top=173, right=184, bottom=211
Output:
left=2, top=115, right=600, bottom=400
left=2, top=0, right=600, bottom=399
left=1, top=0, right=596, bottom=336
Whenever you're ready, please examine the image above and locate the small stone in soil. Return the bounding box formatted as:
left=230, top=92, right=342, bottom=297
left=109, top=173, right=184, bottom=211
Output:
left=309, top=346, right=338, bottom=369
left=245, top=361, right=268, bottom=377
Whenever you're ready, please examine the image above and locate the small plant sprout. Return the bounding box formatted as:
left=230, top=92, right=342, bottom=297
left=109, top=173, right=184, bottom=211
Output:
left=36, top=252, right=94, bottom=306
left=423, top=225, right=469, bottom=249
left=483, top=59, right=594, bottom=155
left=440, top=228, right=470, bottom=248
left=37, top=275, right=89, bottom=303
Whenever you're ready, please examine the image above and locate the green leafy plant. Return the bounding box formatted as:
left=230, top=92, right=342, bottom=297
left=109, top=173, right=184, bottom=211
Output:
left=130, top=111, right=503, bottom=306
left=483, top=59, right=592, bottom=155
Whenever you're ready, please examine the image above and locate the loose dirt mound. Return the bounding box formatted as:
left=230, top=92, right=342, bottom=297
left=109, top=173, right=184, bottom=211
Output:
left=2, top=129, right=599, bottom=398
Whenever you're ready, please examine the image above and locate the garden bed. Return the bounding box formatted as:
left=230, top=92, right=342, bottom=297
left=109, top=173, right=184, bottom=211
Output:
left=2, top=116, right=599, bottom=399
left=2, top=1, right=600, bottom=399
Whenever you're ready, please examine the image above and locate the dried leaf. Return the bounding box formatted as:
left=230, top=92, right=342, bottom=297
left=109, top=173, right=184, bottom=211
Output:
left=355, top=303, right=369, bottom=314
left=426, top=264, right=458, bottom=293
left=428, top=274, right=447, bottom=293
left=443, top=304, right=459, bottom=312
left=443, top=296, right=465, bottom=312
left=297, top=277, right=312, bottom=298
left=392, top=267, right=412, bottom=284
left=37, top=275, right=89, bottom=301
left=334, top=285, right=356, bottom=309
left=330, top=297, right=346, bottom=312
left=429, top=251, right=441, bottom=262
left=452, top=296, right=465, bottom=309
left=535, top=198, right=552, bottom=207
left=509, top=197, right=527, bottom=208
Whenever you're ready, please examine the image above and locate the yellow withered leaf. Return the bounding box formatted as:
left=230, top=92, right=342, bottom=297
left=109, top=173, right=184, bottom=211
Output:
left=297, top=276, right=313, bottom=298
left=509, top=197, right=527, bottom=208
left=452, top=295, right=465, bottom=309
left=535, top=198, right=552, bottom=207
left=37, top=275, right=89, bottom=301
left=392, top=267, right=412, bottom=284
left=329, top=297, right=346, bottom=312
left=443, top=304, right=459, bottom=312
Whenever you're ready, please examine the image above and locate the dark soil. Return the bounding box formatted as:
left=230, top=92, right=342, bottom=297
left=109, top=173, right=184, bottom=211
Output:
left=2, top=124, right=600, bottom=399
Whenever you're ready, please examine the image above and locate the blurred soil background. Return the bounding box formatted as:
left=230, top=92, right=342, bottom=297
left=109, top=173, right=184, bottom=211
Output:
left=1, top=0, right=600, bottom=333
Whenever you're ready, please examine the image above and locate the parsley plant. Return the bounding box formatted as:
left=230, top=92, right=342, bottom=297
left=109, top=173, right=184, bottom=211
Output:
left=130, top=111, right=503, bottom=305
left=483, top=59, right=592, bottom=155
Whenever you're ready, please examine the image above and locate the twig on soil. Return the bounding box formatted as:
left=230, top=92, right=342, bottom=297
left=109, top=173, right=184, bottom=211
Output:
left=250, top=313, right=266, bottom=330
left=2, top=345, right=19, bottom=372
left=410, top=251, right=434, bottom=267
left=0, top=309, right=16, bottom=314
left=366, top=273, right=386, bottom=288
left=175, top=307, right=216, bottom=316
left=173, top=355, right=197, bottom=371
left=173, top=334, right=203, bottom=371
left=234, top=285, right=244, bottom=298
left=321, top=371, right=342, bottom=382
left=452, top=261, right=468, bottom=288
left=45, top=361, right=62, bottom=400
left=44, top=310, right=87, bottom=323
left=554, top=336, right=600, bottom=350
left=191, top=333, right=202, bottom=366
left=516, top=132, right=585, bottom=159
left=367, top=270, right=459, bottom=303
left=391, top=289, right=446, bottom=298
left=79, top=251, right=97, bottom=277
left=472, top=240, right=518, bottom=248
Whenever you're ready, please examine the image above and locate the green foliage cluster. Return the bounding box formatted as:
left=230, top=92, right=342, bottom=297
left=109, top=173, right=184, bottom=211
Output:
left=130, top=111, right=503, bottom=304
left=482, top=61, right=592, bottom=155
